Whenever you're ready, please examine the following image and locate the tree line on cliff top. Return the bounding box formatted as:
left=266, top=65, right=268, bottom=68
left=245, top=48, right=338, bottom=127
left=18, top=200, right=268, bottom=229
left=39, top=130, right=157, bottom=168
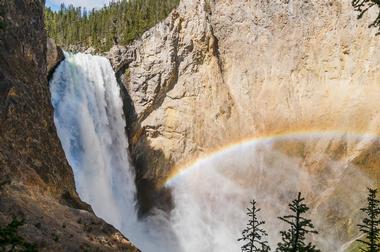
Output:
left=239, top=189, right=380, bottom=252
left=44, top=0, right=379, bottom=52
left=44, top=0, right=180, bottom=52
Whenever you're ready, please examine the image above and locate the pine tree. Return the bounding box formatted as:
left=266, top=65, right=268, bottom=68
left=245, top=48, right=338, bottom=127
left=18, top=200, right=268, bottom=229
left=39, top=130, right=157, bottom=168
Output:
left=276, top=192, right=320, bottom=252
left=238, top=200, right=271, bottom=252
left=356, top=188, right=380, bottom=252
left=352, top=0, right=380, bottom=35
left=44, top=0, right=181, bottom=51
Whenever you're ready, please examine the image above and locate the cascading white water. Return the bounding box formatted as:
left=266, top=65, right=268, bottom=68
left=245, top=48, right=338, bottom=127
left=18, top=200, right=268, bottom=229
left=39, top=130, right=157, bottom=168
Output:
left=50, top=53, right=178, bottom=252
left=166, top=138, right=371, bottom=251
left=50, top=53, right=372, bottom=252
left=50, top=53, right=138, bottom=231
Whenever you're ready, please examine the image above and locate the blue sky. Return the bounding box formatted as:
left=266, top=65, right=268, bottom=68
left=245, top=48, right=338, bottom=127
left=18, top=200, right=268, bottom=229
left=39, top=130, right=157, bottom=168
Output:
left=45, top=0, right=115, bottom=11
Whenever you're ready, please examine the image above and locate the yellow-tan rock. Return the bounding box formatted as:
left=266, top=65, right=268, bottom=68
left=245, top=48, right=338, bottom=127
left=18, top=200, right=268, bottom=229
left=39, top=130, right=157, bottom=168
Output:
left=109, top=0, right=380, bottom=214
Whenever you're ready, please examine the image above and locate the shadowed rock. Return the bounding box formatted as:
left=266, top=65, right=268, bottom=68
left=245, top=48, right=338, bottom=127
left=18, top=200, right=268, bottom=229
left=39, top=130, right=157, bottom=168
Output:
left=0, top=0, right=139, bottom=250
left=109, top=0, right=380, bottom=216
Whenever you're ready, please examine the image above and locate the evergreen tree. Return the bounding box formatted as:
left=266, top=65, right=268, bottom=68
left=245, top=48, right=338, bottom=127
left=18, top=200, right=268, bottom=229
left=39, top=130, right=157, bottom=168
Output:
left=44, top=0, right=180, bottom=51
left=238, top=200, right=271, bottom=252
left=356, top=188, right=380, bottom=252
left=352, top=0, right=380, bottom=35
left=276, top=192, right=320, bottom=252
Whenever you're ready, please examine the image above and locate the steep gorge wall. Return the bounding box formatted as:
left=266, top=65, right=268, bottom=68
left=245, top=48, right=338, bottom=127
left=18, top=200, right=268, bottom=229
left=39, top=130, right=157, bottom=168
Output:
left=109, top=0, right=380, bottom=213
left=0, top=0, right=138, bottom=250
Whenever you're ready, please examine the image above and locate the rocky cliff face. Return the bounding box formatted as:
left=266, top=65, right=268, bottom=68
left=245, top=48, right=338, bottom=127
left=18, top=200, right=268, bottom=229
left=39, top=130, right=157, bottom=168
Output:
left=47, top=38, right=64, bottom=79
left=0, top=0, right=138, bottom=251
left=109, top=0, right=380, bottom=214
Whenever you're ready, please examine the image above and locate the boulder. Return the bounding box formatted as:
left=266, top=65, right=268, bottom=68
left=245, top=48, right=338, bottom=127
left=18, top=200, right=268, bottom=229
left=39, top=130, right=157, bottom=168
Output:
left=47, top=38, right=64, bottom=79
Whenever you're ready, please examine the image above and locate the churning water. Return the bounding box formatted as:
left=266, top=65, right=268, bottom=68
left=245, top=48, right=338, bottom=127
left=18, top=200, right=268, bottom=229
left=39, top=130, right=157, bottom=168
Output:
left=50, top=53, right=371, bottom=252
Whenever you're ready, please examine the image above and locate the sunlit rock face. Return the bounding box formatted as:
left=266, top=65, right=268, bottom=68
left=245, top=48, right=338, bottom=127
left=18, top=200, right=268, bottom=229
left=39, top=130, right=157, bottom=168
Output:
left=109, top=0, right=380, bottom=214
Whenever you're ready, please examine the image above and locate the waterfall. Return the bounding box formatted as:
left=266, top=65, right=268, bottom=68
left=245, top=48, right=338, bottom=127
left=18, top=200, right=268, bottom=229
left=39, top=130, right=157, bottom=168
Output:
left=50, top=53, right=371, bottom=252
left=50, top=53, right=178, bottom=252
left=50, top=52, right=139, bottom=240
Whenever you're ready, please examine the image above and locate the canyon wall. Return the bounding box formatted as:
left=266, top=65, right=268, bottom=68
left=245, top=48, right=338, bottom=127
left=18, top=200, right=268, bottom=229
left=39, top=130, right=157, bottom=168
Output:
left=0, top=0, right=138, bottom=250
left=109, top=0, right=380, bottom=213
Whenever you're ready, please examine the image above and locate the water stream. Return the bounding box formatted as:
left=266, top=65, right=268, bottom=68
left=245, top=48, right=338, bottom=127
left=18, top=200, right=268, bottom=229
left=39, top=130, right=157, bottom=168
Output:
left=50, top=53, right=371, bottom=252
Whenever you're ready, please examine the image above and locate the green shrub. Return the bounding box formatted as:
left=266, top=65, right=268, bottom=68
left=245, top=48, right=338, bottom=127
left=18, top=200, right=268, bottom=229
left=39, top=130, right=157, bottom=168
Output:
left=0, top=218, right=37, bottom=252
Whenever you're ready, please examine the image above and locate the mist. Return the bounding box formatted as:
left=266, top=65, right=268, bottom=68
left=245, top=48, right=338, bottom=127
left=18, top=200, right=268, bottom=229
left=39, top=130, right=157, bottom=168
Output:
left=166, top=139, right=371, bottom=251
left=50, top=53, right=371, bottom=252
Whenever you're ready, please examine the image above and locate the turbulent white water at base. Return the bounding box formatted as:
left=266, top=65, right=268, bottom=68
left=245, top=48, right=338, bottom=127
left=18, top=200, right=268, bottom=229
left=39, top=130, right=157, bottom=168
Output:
left=50, top=53, right=181, bottom=252
left=50, top=53, right=158, bottom=250
left=50, top=52, right=138, bottom=230
left=167, top=138, right=372, bottom=252
left=50, top=53, right=372, bottom=252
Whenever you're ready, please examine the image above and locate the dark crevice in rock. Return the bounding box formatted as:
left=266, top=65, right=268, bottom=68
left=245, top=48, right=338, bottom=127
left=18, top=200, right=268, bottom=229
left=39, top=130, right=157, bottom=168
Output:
left=47, top=56, right=64, bottom=81
left=108, top=2, right=230, bottom=217
left=114, top=63, right=175, bottom=217
left=109, top=14, right=187, bottom=216
left=47, top=38, right=65, bottom=81
left=206, top=2, right=224, bottom=80
left=210, top=26, right=224, bottom=76
left=60, top=190, right=92, bottom=212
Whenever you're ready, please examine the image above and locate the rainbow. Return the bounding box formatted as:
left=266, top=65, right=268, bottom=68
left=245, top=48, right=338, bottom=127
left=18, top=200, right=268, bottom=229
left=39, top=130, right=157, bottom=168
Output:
left=163, top=129, right=380, bottom=187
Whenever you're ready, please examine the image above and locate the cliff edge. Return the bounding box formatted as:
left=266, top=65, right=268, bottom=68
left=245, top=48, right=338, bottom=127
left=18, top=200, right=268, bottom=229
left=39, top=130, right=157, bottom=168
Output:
left=0, top=0, right=138, bottom=251
left=109, top=0, right=380, bottom=217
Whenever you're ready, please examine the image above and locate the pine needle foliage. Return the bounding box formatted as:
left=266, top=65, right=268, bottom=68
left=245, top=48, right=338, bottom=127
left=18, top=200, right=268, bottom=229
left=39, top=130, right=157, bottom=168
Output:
left=356, top=188, right=380, bottom=252
left=276, top=192, right=320, bottom=252
left=352, top=0, right=380, bottom=35
left=44, top=0, right=180, bottom=51
left=238, top=200, right=271, bottom=252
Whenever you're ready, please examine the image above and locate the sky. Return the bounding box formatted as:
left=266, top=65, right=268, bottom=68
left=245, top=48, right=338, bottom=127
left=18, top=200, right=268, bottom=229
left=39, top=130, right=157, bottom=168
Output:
left=45, top=0, right=116, bottom=11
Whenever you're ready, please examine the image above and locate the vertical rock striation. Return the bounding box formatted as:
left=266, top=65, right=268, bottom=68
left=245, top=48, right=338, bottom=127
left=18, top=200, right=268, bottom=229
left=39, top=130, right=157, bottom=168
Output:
left=109, top=0, right=380, bottom=214
left=0, top=0, right=138, bottom=250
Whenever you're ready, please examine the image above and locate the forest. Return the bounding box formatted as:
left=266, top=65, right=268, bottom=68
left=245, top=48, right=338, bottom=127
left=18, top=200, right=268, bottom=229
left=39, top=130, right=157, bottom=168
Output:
left=44, top=0, right=180, bottom=51
left=44, top=0, right=380, bottom=53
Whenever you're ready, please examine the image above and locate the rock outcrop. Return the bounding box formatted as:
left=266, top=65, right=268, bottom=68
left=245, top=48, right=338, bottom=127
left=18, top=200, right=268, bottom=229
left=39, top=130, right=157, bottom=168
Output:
left=0, top=0, right=138, bottom=251
left=47, top=38, right=64, bottom=79
left=109, top=0, right=380, bottom=215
